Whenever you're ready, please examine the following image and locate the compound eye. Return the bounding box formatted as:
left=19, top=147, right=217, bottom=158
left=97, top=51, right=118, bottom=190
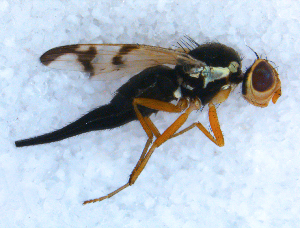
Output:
left=252, top=61, right=275, bottom=92
left=242, top=59, right=281, bottom=107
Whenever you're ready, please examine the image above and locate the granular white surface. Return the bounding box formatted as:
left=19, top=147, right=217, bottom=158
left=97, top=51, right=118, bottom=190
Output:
left=1, top=0, right=299, bottom=227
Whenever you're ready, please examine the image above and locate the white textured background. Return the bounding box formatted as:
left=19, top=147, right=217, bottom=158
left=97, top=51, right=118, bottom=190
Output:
left=1, top=0, right=299, bottom=227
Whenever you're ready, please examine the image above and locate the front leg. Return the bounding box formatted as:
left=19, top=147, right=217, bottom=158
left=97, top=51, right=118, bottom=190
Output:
left=170, top=103, right=224, bottom=147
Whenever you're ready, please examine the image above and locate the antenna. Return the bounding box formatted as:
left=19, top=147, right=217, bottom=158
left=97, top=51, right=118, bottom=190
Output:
left=246, top=45, right=259, bottom=59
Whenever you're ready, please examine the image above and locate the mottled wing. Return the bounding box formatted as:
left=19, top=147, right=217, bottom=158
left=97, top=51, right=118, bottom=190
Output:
left=40, top=44, right=206, bottom=80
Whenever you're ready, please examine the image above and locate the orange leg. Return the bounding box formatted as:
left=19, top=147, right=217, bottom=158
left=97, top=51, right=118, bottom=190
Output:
left=170, top=103, right=224, bottom=147
left=132, top=98, right=187, bottom=143
left=132, top=98, right=188, bottom=166
left=129, top=100, right=200, bottom=185
left=144, top=116, right=161, bottom=138
left=83, top=98, right=199, bottom=205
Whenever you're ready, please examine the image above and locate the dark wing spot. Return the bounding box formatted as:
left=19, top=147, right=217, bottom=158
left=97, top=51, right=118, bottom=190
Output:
left=112, top=55, right=124, bottom=65
left=112, top=44, right=139, bottom=66
left=40, top=45, right=97, bottom=75
left=40, top=45, right=80, bottom=66
left=78, top=47, right=97, bottom=75
left=119, top=44, right=139, bottom=54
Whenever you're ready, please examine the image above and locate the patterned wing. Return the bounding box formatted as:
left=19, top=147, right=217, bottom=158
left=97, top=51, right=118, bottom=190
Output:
left=40, top=44, right=206, bottom=80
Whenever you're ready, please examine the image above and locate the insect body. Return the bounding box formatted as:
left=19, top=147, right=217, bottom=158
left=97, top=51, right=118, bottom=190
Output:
left=15, top=39, right=281, bottom=204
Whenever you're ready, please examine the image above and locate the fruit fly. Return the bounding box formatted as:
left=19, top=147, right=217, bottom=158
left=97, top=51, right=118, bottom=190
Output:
left=15, top=37, right=282, bottom=204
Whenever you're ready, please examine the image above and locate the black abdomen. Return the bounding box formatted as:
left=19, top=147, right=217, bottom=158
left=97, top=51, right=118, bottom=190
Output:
left=15, top=66, right=178, bottom=147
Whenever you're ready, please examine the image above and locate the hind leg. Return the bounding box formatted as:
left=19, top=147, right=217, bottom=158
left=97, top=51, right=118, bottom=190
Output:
left=83, top=98, right=195, bottom=204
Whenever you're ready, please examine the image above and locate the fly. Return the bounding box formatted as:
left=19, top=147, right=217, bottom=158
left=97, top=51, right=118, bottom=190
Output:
left=15, top=37, right=282, bottom=204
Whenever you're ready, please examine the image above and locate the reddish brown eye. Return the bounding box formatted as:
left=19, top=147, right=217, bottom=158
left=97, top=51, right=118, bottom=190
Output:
left=242, top=59, right=281, bottom=107
left=252, top=61, right=275, bottom=92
